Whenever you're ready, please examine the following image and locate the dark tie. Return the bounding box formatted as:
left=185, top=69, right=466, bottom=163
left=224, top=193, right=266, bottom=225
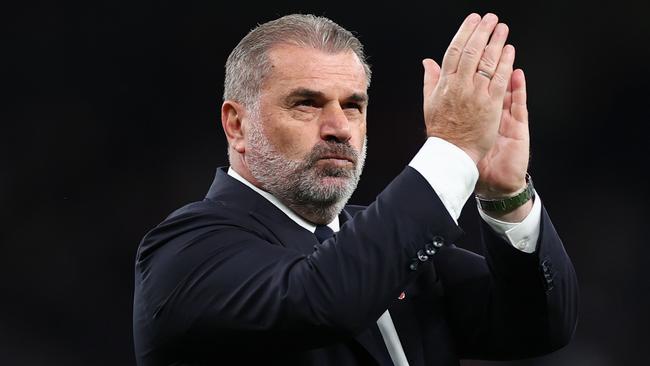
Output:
left=314, top=225, right=335, bottom=244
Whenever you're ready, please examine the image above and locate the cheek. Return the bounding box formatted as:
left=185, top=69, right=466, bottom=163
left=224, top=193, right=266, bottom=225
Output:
left=262, top=113, right=320, bottom=159
left=351, top=120, right=367, bottom=152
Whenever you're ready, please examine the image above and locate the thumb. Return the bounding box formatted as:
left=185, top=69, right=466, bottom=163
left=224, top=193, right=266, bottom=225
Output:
left=422, top=58, right=441, bottom=98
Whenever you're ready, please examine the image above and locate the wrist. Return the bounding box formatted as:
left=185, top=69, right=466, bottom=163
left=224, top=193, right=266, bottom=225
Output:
left=482, top=198, right=533, bottom=223
left=460, top=147, right=482, bottom=165
left=476, top=173, right=534, bottom=213
left=476, top=178, right=527, bottom=199
left=426, top=133, right=483, bottom=164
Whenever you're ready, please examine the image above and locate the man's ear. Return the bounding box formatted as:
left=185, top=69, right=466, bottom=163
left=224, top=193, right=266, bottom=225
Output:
left=221, top=100, right=247, bottom=154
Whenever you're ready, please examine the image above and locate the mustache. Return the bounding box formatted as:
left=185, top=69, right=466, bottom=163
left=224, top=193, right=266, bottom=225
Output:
left=306, top=142, right=358, bottom=167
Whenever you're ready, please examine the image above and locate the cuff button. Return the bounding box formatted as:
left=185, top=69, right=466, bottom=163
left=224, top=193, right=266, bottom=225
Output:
left=409, top=260, right=419, bottom=271
left=417, top=250, right=428, bottom=262
left=425, top=243, right=436, bottom=256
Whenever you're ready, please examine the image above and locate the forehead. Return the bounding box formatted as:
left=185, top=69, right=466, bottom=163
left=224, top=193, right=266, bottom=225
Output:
left=262, top=44, right=368, bottom=96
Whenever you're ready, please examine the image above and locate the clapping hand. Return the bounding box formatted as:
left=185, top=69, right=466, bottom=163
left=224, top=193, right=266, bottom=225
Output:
left=422, top=13, right=532, bottom=220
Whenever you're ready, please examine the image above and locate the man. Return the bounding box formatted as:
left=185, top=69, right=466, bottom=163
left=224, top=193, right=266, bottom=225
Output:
left=133, top=13, right=578, bottom=365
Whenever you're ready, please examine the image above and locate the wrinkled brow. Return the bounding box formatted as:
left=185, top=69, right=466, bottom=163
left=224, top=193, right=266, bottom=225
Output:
left=285, top=87, right=368, bottom=104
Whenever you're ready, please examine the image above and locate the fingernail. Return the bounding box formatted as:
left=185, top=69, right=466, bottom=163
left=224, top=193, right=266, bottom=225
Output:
left=467, top=13, right=480, bottom=23
left=483, top=13, right=498, bottom=23
left=495, top=23, right=508, bottom=35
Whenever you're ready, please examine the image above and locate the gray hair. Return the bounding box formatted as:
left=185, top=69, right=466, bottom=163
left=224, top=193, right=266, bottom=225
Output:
left=223, top=14, right=372, bottom=109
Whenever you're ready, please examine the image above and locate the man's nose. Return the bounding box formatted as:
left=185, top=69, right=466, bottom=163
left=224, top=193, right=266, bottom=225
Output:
left=319, top=103, right=352, bottom=143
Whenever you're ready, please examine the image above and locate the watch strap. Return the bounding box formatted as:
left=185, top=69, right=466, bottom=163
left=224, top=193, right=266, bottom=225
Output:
left=476, top=174, right=535, bottom=213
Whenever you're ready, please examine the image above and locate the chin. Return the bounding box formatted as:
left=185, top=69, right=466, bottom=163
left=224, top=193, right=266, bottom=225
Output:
left=319, top=175, right=351, bottom=186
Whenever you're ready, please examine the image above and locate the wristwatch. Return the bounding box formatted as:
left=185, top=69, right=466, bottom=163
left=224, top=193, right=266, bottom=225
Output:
left=476, top=174, right=535, bottom=213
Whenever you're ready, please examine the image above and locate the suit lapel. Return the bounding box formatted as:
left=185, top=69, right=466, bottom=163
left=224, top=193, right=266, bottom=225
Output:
left=353, top=324, right=393, bottom=365
left=388, top=294, right=426, bottom=366
left=386, top=265, right=440, bottom=366
left=206, top=167, right=319, bottom=254
left=342, top=208, right=395, bottom=365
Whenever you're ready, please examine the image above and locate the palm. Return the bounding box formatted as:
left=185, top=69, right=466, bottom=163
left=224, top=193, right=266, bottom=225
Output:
left=476, top=69, right=529, bottom=196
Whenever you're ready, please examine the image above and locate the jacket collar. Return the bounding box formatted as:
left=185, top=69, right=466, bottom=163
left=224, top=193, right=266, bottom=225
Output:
left=206, top=167, right=349, bottom=255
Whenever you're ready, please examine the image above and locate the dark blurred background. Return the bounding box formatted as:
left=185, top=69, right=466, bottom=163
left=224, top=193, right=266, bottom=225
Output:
left=3, top=0, right=649, bottom=365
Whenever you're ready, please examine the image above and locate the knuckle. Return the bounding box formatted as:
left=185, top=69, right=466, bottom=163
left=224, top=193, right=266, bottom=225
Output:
left=446, top=44, right=463, bottom=57
left=462, top=46, right=480, bottom=58
left=491, top=73, right=508, bottom=86
left=472, top=92, right=490, bottom=106
left=479, top=54, right=496, bottom=70
left=440, top=78, right=460, bottom=94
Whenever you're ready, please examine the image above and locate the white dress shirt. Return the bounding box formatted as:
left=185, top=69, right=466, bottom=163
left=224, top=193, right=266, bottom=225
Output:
left=228, top=136, right=542, bottom=365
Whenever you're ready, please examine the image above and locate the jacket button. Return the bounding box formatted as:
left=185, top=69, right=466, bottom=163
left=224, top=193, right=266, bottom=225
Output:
left=545, top=279, right=555, bottom=291
left=432, top=236, right=445, bottom=248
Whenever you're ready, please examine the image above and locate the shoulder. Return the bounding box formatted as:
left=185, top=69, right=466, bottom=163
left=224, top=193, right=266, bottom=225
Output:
left=136, top=198, right=258, bottom=261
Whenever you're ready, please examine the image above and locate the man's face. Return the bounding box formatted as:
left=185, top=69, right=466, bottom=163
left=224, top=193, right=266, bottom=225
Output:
left=245, top=44, right=368, bottom=219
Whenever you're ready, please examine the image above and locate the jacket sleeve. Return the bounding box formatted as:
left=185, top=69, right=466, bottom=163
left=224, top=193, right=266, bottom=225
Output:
left=434, top=204, right=579, bottom=359
left=134, top=167, right=463, bottom=354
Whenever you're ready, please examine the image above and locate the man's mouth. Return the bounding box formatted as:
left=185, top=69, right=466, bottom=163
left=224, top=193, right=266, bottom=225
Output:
left=318, top=154, right=355, bottom=164
left=318, top=159, right=352, bottom=170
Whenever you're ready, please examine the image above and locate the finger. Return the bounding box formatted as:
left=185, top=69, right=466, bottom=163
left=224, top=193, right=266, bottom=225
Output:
left=456, top=13, right=499, bottom=80
left=510, top=68, right=528, bottom=122
left=488, top=44, right=515, bottom=99
left=474, top=23, right=509, bottom=89
left=422, top=58, right=441, bottom=98
left=440, top=13, right=481, bottom=76
left=502, top=73, right=513, bottom=110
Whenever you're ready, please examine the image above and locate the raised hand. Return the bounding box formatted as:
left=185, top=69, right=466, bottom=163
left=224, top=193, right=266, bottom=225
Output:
left=422, top=13, right=514, bottom=164
left=475, top=69, right=530, bottom=198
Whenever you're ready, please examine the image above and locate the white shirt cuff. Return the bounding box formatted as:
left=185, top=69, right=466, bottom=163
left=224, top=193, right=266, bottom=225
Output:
left=477, top=191, right=542, bottom=253
left=408, top=137, right=479, bottom=223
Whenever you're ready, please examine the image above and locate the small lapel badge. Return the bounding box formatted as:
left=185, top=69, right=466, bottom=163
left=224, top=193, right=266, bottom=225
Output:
left=398, top=291, right=406, bottom=300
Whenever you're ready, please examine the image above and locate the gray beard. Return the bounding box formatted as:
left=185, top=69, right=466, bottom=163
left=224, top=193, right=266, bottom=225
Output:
left=246, top=116, right=366, bottom=225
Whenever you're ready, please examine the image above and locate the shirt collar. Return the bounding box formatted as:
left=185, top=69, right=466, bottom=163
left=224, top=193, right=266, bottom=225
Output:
left=227, top=167, right=340, bottom=233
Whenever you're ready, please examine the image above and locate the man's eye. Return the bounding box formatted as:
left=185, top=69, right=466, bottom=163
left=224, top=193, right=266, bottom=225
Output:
left=344, top=103, right=362, bottom=112
left=295, top=99, right=316, bottom=107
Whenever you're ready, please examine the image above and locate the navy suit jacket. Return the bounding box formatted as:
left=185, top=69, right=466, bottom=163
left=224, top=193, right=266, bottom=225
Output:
left=133, top=167, right=578, bottom=365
